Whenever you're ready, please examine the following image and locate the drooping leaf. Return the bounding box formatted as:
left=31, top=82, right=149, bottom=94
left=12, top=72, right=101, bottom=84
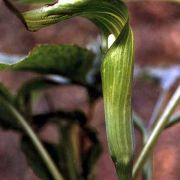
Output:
left=4, top=0, right=134, bottom=179
left=15, top=77, right=61, bottom=116
left=58, top=123, right=80, bottom=180
left=0, top=84, right=20, bottom=130
left=21, top=135, right=60, bottom=180
left=81, top=127, right=102, bottom=179
left=0, top=101, right=20, bottom=130
left=32, top=110, right=86, bottom=129
left=4, top=0, right=127, bottom=35
left=33, top=109, right=102, bottom=178
left=0, top=45, right=94, bottom=83
left=0, top=83, right=14, bottom=103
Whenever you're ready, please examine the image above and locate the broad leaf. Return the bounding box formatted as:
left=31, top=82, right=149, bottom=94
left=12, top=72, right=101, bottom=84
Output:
left=0, top=45, right=94, bottom=83
left=4, top=0, right=134, bottom=178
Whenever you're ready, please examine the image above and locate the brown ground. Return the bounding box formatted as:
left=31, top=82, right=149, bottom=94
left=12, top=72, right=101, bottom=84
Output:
left=0, top=0, right=179, bottom=180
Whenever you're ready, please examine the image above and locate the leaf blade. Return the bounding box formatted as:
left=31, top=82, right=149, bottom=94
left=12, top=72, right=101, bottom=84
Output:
left=0, top=44, right=94, bottom=83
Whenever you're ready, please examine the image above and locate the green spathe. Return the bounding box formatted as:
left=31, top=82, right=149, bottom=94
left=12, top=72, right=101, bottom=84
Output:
left=3, top=0, right=134, bottom=179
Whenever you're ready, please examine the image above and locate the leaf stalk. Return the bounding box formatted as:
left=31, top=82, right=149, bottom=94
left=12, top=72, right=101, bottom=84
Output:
left=0, top=97, right=63, bottom=180
left=133, top=85, right=180, bottom=178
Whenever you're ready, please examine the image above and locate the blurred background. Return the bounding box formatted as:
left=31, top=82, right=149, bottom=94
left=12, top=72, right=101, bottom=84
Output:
left=0, top=0, right=179, bottom=180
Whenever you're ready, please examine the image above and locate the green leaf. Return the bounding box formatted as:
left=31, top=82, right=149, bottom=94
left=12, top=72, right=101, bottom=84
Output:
left=165, top=112, right=180, bottom=129
left=4, top=0, right=127, bottom=35
left=0, top=84, right=20, bottom=130
left=0, top=102, right=20, bottom=130
left=17, top=0, right=54, bottom=4
left=0, top=102, right=19, bottom=130
left=32, top=110, right=86, bottom=129
left=58, top=123, right=80, bottom=180
left=101, top=23, right=134, bottom=179
left=0, top=94, right=63, bottom=180
left=82, top=127, right=102, bottom=179
left=0, top=83, right=14, bottom=103
left=0, top=45, right=94, bottom=83
left=21, top=136, right=60, bottom=180
left=4, top=1, right=134, bottom=179
left=15, top=77, right=60, bottom=116
left=33, top=109, right=102, bottom=179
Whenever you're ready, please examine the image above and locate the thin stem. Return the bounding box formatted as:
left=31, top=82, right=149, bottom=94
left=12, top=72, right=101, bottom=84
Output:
left=133, top=111, right=147, bottom=137
left=59, top=124, right=79, bottom=180
left=69, top=124, right=80, bottom=180
left=142, top=157, right=153, bottom=180
left=133, top=85, right=180, bottom=179
left=142, top=131, right=153, bottom=180
left=3, top=0, right=28, bottom=28
left=133, top=112, right=153, bottom=180
left=166, top=112, right=180, bottom=129
left=1, top=97, right=63, bottom=180
left=148, top=89, right=168, bottom=129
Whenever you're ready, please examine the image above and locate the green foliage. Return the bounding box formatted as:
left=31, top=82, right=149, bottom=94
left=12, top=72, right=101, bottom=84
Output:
left=81, top=127, right=102, bottom=179
left=0, top=45, right=94, bottom=83
left=21, top=136, right=59, bottom=180
left=0, top=84, right=19, bottom=130
left=101, top=23, right=134, bottom=179
left=0, top=41, right=100, bottom=180
left=0, top=78, right=102, bottom=180
left=12, top=1, right=133, bottom=178
left=0, top=83, right=14, bottom=103
left=17, top=0, right=54, bottom=4
left=2, top=0, right=179, bottom=180
left=15, top=78, right=60, bottom=116
left=2, top=0, right=134, bottom=179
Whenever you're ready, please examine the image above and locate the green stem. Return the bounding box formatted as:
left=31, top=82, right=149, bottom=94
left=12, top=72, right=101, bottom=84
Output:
left=142, top=157, right=153, bottom=180
left=166, top=112, right=180, bottom=128
left=59, top=123, right=79, bottom=180
left=0, top=97, right=63, bottom=180
left=133, top=112, right=153, bottom=180
left=133, top=111, right=180, bottom=180
left=133, top=85, right=180, bottom=179
left=69, top=124, right=80, bottom=180
left=148, top=89, right=168, bottom=129
left=133, top=111, right=147, bottom=137
left=142, top=131, right=153, bottom=180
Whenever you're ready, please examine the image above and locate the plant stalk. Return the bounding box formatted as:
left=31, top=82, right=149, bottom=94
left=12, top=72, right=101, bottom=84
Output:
left=59, top=123, right=79, bottom=180
left=133, top=85, right=180, bottom=179
left=142, top=157, right=153, bottom=180
left=148, top=89, right=168, bottom=129
left=133, top=112, right=153, bottom=180
left=1, top=97, right=63, bottom=180
left=166, top=112, right=180, bottom=128
left=142, top=131, right=153, bottom=180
